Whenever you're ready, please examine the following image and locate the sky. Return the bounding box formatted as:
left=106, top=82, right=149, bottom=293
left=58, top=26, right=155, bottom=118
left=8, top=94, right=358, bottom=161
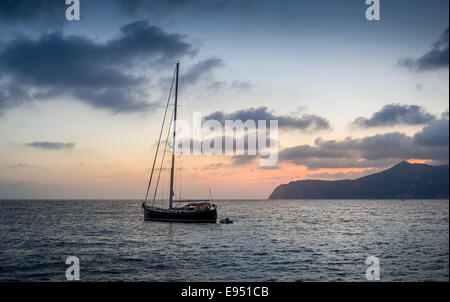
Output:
left=0, top=0, right=448, bottom=199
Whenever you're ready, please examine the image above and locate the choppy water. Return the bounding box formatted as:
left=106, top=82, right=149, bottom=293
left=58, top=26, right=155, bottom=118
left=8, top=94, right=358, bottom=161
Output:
left=0, top=199, right=448, bottom=282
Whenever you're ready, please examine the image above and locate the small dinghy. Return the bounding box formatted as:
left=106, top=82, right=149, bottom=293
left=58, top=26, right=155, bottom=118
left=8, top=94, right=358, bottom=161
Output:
left=220, top=218, right=233, bottom=224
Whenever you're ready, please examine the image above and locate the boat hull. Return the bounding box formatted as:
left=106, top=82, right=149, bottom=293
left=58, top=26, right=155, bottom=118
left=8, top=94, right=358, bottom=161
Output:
left=143, top=205, right=217, bottom=223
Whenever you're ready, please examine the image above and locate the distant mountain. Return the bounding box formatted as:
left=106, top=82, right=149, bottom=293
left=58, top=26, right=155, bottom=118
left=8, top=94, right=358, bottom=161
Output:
left=269, top=161, right=449, bottom=199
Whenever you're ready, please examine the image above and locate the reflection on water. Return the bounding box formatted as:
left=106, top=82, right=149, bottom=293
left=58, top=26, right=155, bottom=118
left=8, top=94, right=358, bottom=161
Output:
left=0, top=199, right=448, bottom=281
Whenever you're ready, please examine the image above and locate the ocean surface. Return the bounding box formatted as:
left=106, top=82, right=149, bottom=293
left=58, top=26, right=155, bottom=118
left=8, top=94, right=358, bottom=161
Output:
left=0, top=199, right=448, bottom=282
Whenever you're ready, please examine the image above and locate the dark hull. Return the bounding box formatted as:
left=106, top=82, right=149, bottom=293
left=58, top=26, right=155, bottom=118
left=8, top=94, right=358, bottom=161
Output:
left=143, top=206, right=217, bottom=223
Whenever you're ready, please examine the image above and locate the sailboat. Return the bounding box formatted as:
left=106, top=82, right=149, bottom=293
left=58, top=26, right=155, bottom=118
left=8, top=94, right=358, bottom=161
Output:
left=142, top=62, right=218, bottom=223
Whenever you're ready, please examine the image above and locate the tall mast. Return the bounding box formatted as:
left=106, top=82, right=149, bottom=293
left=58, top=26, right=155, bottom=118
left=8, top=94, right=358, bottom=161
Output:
left=169, top=62, right=179, bottom=209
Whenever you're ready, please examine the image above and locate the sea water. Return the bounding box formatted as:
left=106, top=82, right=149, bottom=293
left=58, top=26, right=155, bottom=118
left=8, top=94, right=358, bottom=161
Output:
left=0, top=199, right=448, bottom=281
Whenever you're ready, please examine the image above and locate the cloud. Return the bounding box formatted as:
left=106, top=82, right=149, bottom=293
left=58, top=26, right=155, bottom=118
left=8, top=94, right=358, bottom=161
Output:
left=183, top=57, right=224, bottom=85
left=0, top=0, right=234, bottom=26
left=173, top=58, right=251, bottom=95
left=173, top=133, right=278, bottom=167
left=202, top=163, right=224, bottom=170
left=114, top=0, right=143, bottom=16
left=414, top=118, right=449, bottom=147
left=278, top=118, right=449, bottom=169
left=156, top=58, right=249, bottom=95
left=207, top=80, right=252, bottom=95
left=0, top=81, right=30, bottom=115
left=26, top=141, right=75, bottom=150
left=399, top=27, right=449, bottom=71
left=229, top=80, right=252, bottom=90
left=203, top=107, right=330, bottom=131
left=113, top=0, right=233, bottom=17
left=0, top=0, right=65, bottom=25
left=176, top=134, right=278, bottom=154
left=0, top=20, right=196, bottom=115
left=230, top=154, right=258, bottom=166
left=0, top=163, right=38, bottom=169
left=352, top=103, right=436, bottom=128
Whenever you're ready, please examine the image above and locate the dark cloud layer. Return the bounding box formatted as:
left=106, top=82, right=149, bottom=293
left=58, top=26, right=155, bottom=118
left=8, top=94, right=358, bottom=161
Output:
left=204, top=107, right=330, bottom=131
left=0, top=20, right=196, bottom=114
left=0, top=0, right=65, bottom=25
left=278, top=117, right=449, bottom=169
left=0, top=0, right=235, bottom=26
left=399, top=27, right=449, bottom=71
left=352, top=103, right=436, bottom=128
left=413, top=118, right=449, bottom=147
left=114, top=0, right=233, bottom=16
left=26, top=141, right=75, bottom=150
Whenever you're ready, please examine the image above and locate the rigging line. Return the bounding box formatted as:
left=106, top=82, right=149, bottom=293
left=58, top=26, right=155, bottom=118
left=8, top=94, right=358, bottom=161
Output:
left=152, top=110, right=174, bottom=207
left=208, top=183, right=213, bottom=201
left=152, top=108, right=175, bottom=205
left=178, top=153, right=182, bottom=200
left=144, top=69, right=176, bottom=203
left=179, top=68, right=193, bottom=118
left=206, top=175, right=213, bottom=201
